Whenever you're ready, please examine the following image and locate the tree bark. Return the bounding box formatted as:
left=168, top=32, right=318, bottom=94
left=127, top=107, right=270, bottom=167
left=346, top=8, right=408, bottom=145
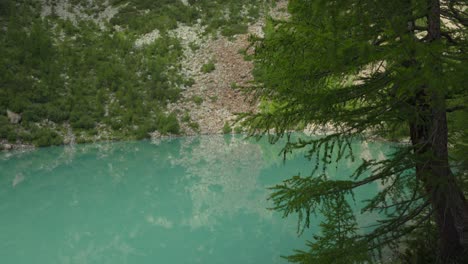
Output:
left=410, top=108, right=467, bottom=262
left=409, top=0, right=467, bottom=262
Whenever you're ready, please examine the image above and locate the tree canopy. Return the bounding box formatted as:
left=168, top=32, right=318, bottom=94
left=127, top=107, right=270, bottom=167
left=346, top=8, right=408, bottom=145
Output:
left=244, top=0, right=467, bottom=262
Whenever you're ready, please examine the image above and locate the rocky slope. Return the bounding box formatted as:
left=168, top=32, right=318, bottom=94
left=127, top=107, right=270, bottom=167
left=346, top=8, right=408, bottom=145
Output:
left=166, top=24, right=261, bottom=135
left=167, top=1, right=290, bottom=135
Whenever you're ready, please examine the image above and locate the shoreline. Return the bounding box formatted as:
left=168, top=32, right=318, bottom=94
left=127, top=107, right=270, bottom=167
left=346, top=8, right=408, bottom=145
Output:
left=0, top=129, right=408, bottom=153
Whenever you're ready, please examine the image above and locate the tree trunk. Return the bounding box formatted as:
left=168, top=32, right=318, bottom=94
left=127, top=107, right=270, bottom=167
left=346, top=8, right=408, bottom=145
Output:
left=410, top=108, right=467, bottom=262
left=408, top=0, right=468, bottom=262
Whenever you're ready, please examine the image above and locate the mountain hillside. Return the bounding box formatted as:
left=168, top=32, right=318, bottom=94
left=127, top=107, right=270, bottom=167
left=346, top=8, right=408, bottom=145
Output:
left=0, top=0, right=281, bottom=150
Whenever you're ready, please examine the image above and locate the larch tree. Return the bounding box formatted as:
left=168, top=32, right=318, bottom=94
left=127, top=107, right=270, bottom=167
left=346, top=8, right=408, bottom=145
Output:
left=243, top=0, right=467, bottom=262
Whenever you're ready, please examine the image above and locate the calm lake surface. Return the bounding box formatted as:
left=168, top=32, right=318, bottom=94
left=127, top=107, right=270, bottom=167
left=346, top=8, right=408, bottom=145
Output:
left=0, top=135, right=393, bottom=264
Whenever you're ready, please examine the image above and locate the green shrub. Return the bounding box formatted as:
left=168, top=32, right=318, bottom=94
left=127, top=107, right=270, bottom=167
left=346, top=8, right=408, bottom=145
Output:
left=247, top=6, right=260, bottom=20
left=234, top=126, right=243, bottom=134
left=70, top=109, right=83, bottom=123
left=205, top=17, right=227, bottom=35
left=31, top=128, right=63, bottom=147
left=230, top=82, right=239, bottom=89
left=0, top=117, right=16, bottom=141
left=188, top=42, right=199, bottom=51
left=6, top=131, right=17, bottom=142
left=135, top=122, right=157, bottom=139
left=120, top=111, right=135, bottom=125
left=243, top=53, right=254, bottom=61
left=222, top=122, right=232, bottom=134
left=18, top=131, right=33, bottom=142
left=0, top=115, right=9, bottom=124
left=181, top=112, right=191, bottom=123
left=0, top=126, right=12, bottom=140
left=238, top=47, right=254, bottom=61
left=8, top=96, right=30, bottom=113
left=201, top=61, right=216, bottom=73
left=87, top=128, right=98, bottom=136
left=76, top=137, right=88, bottom=144
left=295, top=121, right=306, bottom=131
left=184, top=78, right=196, bottom=87
left=110, top=119, right=123, bottom=130
left=59, top=19, right=79, bottom=35
left=238, top=48, right=247, bottom=55
left=188, top=122, right=200, bottom=131
left=22, top=109, right=41, bottom=123
left=23, top=104, right=47, bottom=123
left=221, top=23, right=248, bottom=37
left=47, top=104, right=69, bottom=123
left=158, top=112, right=180, bottom=134
left=192, top=96, right=204, bottom=105
left=71, top=116, right=95, bottom=129
left=135, top=130, right=149, bottom=140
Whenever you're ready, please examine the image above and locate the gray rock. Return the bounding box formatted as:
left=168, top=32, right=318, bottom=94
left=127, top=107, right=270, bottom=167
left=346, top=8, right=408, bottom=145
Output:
left=3, top=144, right=12, bottom=150
left=6, top=109, right=21, bottom=124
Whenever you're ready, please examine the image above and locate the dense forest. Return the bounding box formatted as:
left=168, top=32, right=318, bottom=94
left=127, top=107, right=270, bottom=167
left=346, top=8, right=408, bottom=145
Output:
left=0, top=0, right=262, bottom=147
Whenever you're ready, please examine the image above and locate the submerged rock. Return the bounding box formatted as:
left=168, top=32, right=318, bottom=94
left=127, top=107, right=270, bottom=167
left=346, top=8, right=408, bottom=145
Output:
left=12, top=173, right=25, bottom=188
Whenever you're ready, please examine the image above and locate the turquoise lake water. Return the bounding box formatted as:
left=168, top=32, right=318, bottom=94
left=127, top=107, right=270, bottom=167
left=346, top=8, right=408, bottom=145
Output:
left=0, top=135, right=393, bottom=263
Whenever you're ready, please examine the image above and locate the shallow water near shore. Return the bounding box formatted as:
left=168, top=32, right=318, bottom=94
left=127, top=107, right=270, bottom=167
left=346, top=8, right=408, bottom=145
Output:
left=0, top=134, right=393, bottom=264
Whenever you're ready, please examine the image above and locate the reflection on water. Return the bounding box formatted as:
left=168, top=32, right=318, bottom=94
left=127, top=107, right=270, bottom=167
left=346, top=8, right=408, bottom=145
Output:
left=172, top=136, right=271, bottom=229
left=0, top=135, right=393, bottom=264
